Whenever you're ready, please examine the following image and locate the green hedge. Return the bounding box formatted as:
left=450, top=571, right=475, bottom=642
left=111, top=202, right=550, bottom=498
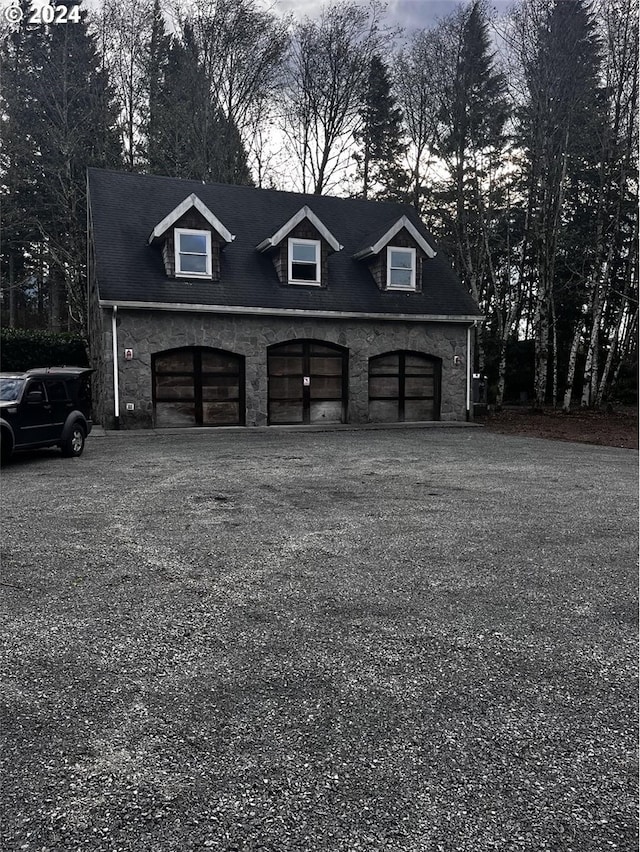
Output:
left=0, top=328, right=89, bottom=372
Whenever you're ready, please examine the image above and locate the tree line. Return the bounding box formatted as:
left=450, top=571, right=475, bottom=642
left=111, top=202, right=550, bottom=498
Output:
left=1, top=0, right=637, bottom=408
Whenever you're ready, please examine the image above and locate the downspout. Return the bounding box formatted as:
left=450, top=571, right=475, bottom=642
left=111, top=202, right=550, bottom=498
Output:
left=112, top=305, right=120, bottom=430
left=466, top=323, right=473, bottom=421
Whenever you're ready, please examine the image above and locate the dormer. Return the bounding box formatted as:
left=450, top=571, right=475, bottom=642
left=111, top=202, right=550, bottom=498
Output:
left=256, top=206, right=343, bottom=288
left=148, top=193, right=235, bottom=280
left=352, top=215, right=436, bottom=293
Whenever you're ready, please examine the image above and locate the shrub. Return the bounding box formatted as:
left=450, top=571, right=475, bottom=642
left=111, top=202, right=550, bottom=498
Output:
left=0, top=328, right=89, bottom=372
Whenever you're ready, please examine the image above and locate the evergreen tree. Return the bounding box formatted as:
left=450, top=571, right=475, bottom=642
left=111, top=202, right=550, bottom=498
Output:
left=0, top=2, right=48, bottom=327
left=1, top=0, right=122, bottom=331
left=516, top=0, right=604, bottom=406
left=144, top=24, right=252, bottom=185
left=353, top=54, right=406, bottom=200
left=434, top=0, right=510, bottom=373
left=143, top=0, right=170, bottom=173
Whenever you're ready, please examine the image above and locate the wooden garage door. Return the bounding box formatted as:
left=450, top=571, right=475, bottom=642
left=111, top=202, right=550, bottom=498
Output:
left=369, top=351, right=441, bottom=422
left=153, top=347, right=245, bottom=427
left=268, top=340, right=348, bottom=425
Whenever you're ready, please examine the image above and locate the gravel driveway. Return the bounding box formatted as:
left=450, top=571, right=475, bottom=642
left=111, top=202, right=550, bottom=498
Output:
left=1, top=426, right=637, bottom=852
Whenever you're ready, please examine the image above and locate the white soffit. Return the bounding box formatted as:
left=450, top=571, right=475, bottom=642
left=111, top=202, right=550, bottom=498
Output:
left=148, top=194, right=235, bottom=244
left=256, top=206, right=343, bottom=252
left=353, top=215, right=436, bottom=259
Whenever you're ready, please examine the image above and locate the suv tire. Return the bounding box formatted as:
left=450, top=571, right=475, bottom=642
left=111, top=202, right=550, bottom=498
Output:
left=61, top=422, right=86, bottom=457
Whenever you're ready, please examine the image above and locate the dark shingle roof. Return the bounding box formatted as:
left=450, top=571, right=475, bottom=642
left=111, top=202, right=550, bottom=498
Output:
left=88, top=168, right=481, bottom=319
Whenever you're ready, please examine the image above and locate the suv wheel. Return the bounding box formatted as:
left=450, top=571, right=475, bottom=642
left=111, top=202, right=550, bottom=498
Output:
left=61, top=422, right=86, bottom=457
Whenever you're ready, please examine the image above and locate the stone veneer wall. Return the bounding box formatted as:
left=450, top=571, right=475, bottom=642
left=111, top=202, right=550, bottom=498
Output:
left=95, top=308, right=473, bottom=429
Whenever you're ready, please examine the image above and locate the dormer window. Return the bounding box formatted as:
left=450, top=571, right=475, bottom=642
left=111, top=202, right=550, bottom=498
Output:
left=387, top=246, right=416, bottom=290
left=289, top=238, right=321, bottom=285
left=175, top=228, right=212, bottom=277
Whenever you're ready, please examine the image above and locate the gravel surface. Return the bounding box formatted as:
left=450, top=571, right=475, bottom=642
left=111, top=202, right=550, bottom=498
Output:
left=1, top=427, right=637, bottom=852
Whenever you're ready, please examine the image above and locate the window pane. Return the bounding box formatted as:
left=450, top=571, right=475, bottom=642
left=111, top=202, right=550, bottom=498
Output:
left=291, top=262, right=317, bottom=281
left=180, top=233, right=208, bottom=254
left=292, top=242, right=317, bottom=263
left=390, top=250, right=412, bottom=269
left=46, top=380, right=67, bottom=401
left=180, top=254, right=208, bottom=273
left=389, top=268, right=412, bottom=287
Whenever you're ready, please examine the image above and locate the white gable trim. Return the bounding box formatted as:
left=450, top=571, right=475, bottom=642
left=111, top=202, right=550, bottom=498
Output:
left=256, top=206, right=343, bottom=253
left=352, top=215, right=436, bottom=260
left=148, top=193, right=235, bottom=244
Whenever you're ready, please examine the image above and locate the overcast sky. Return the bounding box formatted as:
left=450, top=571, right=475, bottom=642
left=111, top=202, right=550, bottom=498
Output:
left=273, top=0, right=514, bottom=32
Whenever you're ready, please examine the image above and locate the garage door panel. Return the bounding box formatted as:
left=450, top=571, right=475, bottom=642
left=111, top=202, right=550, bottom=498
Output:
left=405, top=376, right=434, bottom=396
left=155, top=351, right=194, bottom=373
left=310, top=401, right=342, bottom=423
left=268, top=340, right=347, bottom=425
left=153, top=347, right=244, bottom=427
left=368, top=400, right=398, bottom=422
left=201, top=376, right=240, bottom=401
left=369, top=354, right=399, bottom=373
left=269, top=356, right=303, bottom=376
left=202, top=402, right=240, bottom=425
left=155, top=401, right=197, bottom=427
left=404, top=399, right=436, bottom=421
left=368, top=351, right=440, bottom=422
left=269, top=376, right=303, bottom=398
left=310, top=376, right=342, bottom=398
left=309, top=356, right=344, bottom=376
left=369, top=376, right=399, bottom=398
left=269, top=400, right=304, bottom=424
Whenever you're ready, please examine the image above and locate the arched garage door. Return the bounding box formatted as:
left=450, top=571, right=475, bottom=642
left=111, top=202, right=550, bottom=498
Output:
left=268, top=340, right=348, bottom=425
left=153, top=347, right=245, bottom=427
left=369, top=351, right=441, bottom=422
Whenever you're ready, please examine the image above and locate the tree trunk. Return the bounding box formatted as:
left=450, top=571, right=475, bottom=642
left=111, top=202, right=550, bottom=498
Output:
left=8, top=254, right=16, bottom=328
left=562, top=317, right=583, bottom=412
left=581, top=257, right=609, bottom=406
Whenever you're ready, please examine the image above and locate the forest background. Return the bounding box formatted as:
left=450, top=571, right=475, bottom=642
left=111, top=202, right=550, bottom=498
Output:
left=1, top=0, right=637, bottom=409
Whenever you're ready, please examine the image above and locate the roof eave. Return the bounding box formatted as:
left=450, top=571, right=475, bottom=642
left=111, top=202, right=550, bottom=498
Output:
left=98, top=298, right=484, bottom=323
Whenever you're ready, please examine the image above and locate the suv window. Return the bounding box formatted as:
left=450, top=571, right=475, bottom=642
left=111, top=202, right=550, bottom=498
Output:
left=45, top=380, right=68, bottom=402
left=26, top=380, right=46, bottom=401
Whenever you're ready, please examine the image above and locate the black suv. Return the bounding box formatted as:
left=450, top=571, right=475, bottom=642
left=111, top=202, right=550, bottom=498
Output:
left=0, top=367, right=93, bottom=462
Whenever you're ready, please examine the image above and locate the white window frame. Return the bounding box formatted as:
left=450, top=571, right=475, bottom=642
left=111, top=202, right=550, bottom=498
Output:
left=175, top=228, right=212, bottom=278
left=288, top=238, right=321, bottom=285
left=387, top=246, right=417, bottom=291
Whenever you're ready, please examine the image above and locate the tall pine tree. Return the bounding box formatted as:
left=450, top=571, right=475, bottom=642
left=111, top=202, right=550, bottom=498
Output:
left=1, top=0, right=122, bottom=331
left=353, top=54, right=406, bottom=200
left=517, top=0, right=604, bottom=407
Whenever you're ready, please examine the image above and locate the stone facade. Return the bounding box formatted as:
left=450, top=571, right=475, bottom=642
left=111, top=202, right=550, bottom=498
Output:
left=91, top=307, right=473, bottom=429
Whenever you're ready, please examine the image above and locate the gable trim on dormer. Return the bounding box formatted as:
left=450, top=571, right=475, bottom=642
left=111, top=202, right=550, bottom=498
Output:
left=256, top=206, right=343, bottom=253
left=352, top=215, right=436, bottom=260
left=148, top=193, right=235, bottom=245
